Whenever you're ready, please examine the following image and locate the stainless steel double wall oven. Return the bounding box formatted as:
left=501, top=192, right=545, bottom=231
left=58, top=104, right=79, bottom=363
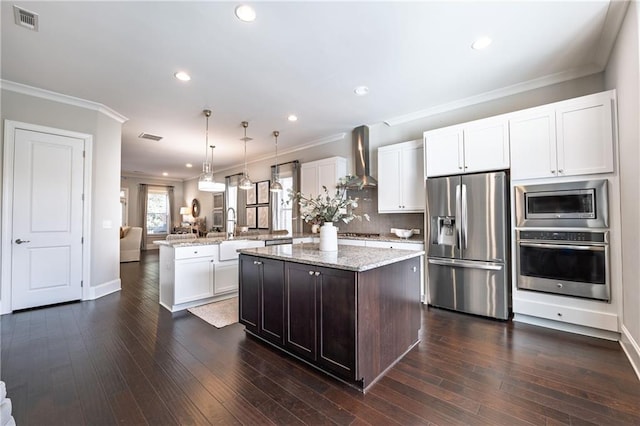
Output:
left=514, top=179, right=610, bottom=301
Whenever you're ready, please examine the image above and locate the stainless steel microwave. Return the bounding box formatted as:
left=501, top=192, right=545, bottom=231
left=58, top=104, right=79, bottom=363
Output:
left=515, top=179, right=609, bottom=228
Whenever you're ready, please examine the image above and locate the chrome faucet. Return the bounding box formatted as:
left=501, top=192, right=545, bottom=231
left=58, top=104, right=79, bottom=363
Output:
left=226, top=207, right=236, bottom=239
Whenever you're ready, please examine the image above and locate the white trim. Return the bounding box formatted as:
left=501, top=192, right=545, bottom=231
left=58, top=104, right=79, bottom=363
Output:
left=383, top=64, right=601, bottom=127
left=0, top=79, right=128, bottom=124
left=86, top=278, right=121, bottom=300
left=1, top=120, right=94, bottom=314
left=513, top=313, right=621, bottom=341
left=620, top=324, right=640, bottom=381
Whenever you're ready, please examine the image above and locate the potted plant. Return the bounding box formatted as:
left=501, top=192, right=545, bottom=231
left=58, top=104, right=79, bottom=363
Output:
left=288, top=176, right=369, bottom=251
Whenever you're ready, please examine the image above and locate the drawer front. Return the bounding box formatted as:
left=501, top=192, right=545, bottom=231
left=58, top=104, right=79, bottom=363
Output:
left=174, top=245, right=217, bottom=260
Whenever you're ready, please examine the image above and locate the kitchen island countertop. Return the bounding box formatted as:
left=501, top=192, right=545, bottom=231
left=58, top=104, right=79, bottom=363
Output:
left=238, top=243, right=424, bottom=272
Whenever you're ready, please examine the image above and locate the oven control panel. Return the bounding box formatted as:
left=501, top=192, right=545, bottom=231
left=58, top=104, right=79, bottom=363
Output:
left=518, top=230, right=607, bottom=243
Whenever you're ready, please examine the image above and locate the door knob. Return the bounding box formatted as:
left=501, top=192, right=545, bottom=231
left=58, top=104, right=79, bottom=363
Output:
left=15, top=239, right=30, bottom=244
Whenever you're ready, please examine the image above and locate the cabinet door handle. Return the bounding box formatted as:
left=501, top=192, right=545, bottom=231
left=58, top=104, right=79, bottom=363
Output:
left=254, top=260, right=262, bottom=265
left=412, top=266, right=417, bottom=272
left=308, top=270, right=314, bottom=275
left=551, top=170, right=556, bottom=174
left=314, top=271, right=321, bottom=276
left=558, top=169, right=564, bottom=174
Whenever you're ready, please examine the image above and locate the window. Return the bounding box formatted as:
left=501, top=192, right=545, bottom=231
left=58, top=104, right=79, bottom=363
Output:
left=274, top=175, right=294, bottom=233
left=120, top=188, right=129, bottom=227
left=147, top=188, right=170, bottom=234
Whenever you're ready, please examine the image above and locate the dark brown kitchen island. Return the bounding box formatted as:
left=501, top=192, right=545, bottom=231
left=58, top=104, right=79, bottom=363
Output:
left=238, top=243, right=424, bottom=392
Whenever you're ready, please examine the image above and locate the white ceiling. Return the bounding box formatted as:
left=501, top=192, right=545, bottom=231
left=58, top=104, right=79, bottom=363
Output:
left=1, top=1, right=628, bottom=180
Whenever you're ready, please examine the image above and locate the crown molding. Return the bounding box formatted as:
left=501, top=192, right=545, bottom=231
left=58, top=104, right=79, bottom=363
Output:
left=120, top=172, right=185, bottom=183
left=383, top=64, right=602, bottom=127
left=1, top=79, right=129, bottom=123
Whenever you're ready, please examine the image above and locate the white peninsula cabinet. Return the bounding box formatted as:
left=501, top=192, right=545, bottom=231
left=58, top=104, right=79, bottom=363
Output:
left=160, top=245, right=217, bottom=312
left=159, top=240, right=264, bottom=312
left=301, top=156, right=347, bottom=197
left=378, top=139, right=424, bottom=213
left=509, top=91, right=614, bottom=180
left=424, top=116, right=509, bottom=177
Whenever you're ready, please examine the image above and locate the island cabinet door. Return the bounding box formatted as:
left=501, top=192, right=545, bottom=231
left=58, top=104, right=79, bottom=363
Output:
left=239, top=255, right=261, bottom=335
left=316, top=266, right=357, bottom=380
left=284, top=262, right=318, bottom=361
left=259, top=258, right=285, bottom=345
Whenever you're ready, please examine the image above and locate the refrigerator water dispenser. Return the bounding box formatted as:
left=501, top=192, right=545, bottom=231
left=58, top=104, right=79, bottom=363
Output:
left=432, top=216, right=456, bottom=246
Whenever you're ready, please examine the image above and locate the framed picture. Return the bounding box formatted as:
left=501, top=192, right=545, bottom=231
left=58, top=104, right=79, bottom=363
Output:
left=212, top=193, right=224, bottom=209
left=257, top=180, right=270, bottom=204
left=212, top=211, right=224, bottom=228
left=257, top=205, right=269, bottom=229
left=246, top=206, right=257, bottom=229
left=246, top=184, right=257, bottom=205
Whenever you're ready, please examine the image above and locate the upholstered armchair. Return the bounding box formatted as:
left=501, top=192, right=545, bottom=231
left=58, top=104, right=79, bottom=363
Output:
left=120, top=226, right=143, bottom=262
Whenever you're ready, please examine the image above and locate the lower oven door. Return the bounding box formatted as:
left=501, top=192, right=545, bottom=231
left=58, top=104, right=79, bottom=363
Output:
left=516, top=241, right=610, bottom=301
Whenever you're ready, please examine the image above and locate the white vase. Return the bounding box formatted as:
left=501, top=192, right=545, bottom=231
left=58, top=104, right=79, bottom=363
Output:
left=319, top=222, right=338, bottom=251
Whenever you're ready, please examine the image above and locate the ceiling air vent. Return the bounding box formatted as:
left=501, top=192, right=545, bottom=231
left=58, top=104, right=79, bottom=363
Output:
left=138, top=132, right=163, bottom=141
left=13, top=5, right=39, bottom=31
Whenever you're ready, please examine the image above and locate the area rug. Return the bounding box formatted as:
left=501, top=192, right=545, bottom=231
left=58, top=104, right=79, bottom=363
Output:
left=188, top=297, right=239, bottom=328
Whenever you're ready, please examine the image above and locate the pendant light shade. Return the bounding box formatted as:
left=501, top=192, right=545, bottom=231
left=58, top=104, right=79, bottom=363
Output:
left=239, top=121, right=253, bottom=190
left=198, top=110, right=226, bottom=192
left=270, top=130, right=283, bottom=192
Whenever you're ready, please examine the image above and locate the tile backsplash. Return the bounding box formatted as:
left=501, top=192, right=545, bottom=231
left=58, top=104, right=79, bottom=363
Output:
left=303, top=187, right=424, bottom=236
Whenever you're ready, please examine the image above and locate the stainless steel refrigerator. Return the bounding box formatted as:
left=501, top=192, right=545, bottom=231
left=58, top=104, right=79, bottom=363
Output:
left=426, top=171, right=510, bottom=320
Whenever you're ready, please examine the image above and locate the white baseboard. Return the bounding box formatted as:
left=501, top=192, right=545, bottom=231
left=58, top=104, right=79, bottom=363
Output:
left=85, top=278, right=121, bottom=300
left=620, top=324, right=640, bottom=381
left=514, top=313, right=620, bottom=341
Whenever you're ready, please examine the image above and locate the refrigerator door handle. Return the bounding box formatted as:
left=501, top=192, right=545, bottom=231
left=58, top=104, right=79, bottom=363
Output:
left=455, top=184, right=462, bottom=250
left=428, top=258, right=503, bottom=271
left=461, top=183, right=468, bottom=249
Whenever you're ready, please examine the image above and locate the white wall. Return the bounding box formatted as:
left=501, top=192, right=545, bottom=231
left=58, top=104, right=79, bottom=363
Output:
left=604, top=0, right=640, bottom=377
left=1, top=88, right=123, bottom=306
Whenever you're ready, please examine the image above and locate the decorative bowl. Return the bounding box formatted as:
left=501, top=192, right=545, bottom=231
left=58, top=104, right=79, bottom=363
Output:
left=392, top=228, right=414, bottom=239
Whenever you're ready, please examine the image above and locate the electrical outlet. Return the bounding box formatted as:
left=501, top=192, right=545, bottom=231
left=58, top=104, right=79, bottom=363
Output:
left=412, top=228, right=421, bottom=235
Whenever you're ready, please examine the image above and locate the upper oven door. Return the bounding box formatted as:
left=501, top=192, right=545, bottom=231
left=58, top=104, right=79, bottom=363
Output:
left=515, top=179, right=609, bottom=228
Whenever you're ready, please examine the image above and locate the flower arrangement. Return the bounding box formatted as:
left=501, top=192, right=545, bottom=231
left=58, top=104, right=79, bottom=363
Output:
left=287, top=175, right=370, bottom=225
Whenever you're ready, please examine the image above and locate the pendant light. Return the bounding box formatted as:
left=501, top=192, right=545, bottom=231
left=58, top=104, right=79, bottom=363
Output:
left=239, top=121, right=253, bottom=190
left=198, top=110, right=225, bottom=192
left=270, top=130, right=283, bottom=192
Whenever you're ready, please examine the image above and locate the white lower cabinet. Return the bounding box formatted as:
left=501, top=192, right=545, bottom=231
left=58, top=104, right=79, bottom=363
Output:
left=160, top=243, right=250, bottom=312
left=214, top=262, right=239, bottom=295
left=174, top=256, right=214, bottom=304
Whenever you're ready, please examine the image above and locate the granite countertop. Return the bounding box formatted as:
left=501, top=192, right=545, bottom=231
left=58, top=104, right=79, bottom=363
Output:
left=238, top=243, right=425, bottom=272
left=154, top=233, right=303, bottom=247
left=154, top=232, right=425, bottom=248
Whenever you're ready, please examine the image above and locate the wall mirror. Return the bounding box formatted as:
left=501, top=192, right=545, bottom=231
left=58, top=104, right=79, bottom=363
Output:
left=191, top=198, right=201, bottom=217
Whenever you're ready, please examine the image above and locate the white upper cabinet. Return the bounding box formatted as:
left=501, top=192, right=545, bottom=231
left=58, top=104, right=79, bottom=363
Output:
left=509, top=107, right=557, bottom=180
left=424, top=117, right=509, bottom=177
left=424, top=127, right=463, bottom=177
left=300, top=156, right=347, bottom=197
left=378, top=139, right=425, bottom=213
left=510, top=91, right=614, bottom=180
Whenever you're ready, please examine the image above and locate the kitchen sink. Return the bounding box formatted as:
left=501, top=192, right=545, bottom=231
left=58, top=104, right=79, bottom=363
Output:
left=219, top=239, right=264, bottom=261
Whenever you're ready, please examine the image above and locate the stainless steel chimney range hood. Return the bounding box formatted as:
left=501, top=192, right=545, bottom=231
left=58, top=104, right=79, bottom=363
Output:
left=347, top=125, right=377, bottom=188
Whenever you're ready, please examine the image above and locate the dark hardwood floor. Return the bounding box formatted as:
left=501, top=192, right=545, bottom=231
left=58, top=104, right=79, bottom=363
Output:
left=2, top=251, right=639, bottom=425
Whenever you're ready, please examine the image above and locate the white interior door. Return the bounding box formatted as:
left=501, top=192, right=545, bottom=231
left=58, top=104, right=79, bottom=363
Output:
left=11, top=129, right=85, bottom=310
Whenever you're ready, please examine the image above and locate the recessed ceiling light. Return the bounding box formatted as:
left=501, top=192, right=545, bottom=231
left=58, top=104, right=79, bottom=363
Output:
left=287, top=114, right=298, bottom=122
left=174, top=71, right=191, bottom=81
left=471, top=36, right=492, bottom=50
left=235, top=5, right=256, bottom=22
left=185, top=163, right=193, bottom=168
left=162, top=172, right=168, bottom=176
left=354, top=86, right=369, bottom=96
